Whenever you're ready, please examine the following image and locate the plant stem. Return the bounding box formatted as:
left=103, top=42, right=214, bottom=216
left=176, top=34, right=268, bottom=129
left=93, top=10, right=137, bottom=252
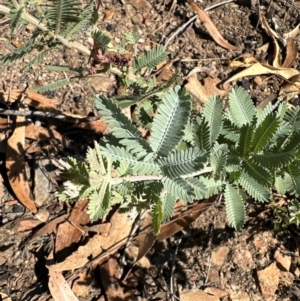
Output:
left=112, top=166, right=213, bottom=185
left=0, top=4, right=91, bottom=56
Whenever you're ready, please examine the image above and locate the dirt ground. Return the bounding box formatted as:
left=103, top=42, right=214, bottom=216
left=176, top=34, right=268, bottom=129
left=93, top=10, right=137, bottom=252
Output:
left=0, top=0, right=300, bottom=300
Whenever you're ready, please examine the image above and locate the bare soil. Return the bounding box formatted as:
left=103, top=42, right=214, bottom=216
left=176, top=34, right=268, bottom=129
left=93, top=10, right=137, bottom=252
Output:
left=0, top=0, right=300, bottom=300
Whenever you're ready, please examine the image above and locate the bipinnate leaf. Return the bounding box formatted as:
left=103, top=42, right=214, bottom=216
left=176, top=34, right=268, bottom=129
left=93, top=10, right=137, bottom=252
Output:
left=87, top=142, right=106, bottom=175
left=95, top=96, right=151, bottom=158
left=162, top=177, right=194, bottom=202
left=275, top=175, right=286, bottom=195
left=193, top=118, right=210, bottom=150
left=224, top=184, right=245, bottom=230
left=228, top=86, right=255, bottom=127
left=284, top=106, right=300, bottom=132
left=203, top=95, right=224, bottom=145
left=134, top=45, right=168, bottom=71
left=210, top=144, right=228, bottom=176
left=87, top=183, right=111, bottom=220
left=237, top=122, right=255, bottom=157
left=221, top=119, right=240, bottom=143
left=46, top=0, right=82, bottom=35
left=161, top=192, right=177, bottom=221
left=150, top=86, right=191, bottom=156
left=95, top=95, right=141, bottom=139
left=198, top=177, right=224, bottom=198
left=251, top=113, right=279, bottom=154
left=286, top=165, right=300, bottom=196
left=239, top=173, right=270, bottom=202
left=158, top=148, right=206, bottom=178
left=252, top=151, right=294, bottom=169
left=242, top=159, right=271, bottom=186
left=101, top=145, right=160, bottom=175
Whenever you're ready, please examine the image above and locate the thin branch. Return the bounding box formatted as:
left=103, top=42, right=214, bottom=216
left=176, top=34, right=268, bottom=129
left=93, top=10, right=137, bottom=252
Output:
left=0, top=4, right=91, bottom=55
left=0, top=109, right=98, bottom=123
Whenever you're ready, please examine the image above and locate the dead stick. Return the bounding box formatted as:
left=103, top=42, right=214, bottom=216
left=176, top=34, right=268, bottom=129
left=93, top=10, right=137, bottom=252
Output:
left=0, top=109, right=99, bottom=124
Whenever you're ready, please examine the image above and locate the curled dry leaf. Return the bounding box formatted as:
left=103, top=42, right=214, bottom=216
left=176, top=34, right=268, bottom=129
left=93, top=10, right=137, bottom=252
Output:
left=282, top=39, right=298, bottom=68
left=6, top=113, right=37, bottom=213
left=223, top=62, right=300, bottom=87
left=189, top=0, right=240, bottom=51
left=260, top=15, right=282, bottom=67
left=284, top=24, right=300, bottom=40
left=229, top=54, right=258, bottom=68
left=280, top=74, right=300, bottom=101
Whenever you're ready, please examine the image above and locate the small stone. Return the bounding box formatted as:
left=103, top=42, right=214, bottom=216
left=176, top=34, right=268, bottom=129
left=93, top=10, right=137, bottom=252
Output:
left=274, top=249, right=291, bottom=271
left=211, top=246, right=230, bottom=266
left=89, top=74, right=115, bottom=93
left=204, top=287, right=227, bottom=298
left=279, top=271, right=294, bottom=286
left=132, top=13, right=143, bottom=24
left=129, top=0, right=150, bottom=10
left=257, top=263, right=280, bottom=296
left=180, top=289, right=219, bottom=301
left=229, top=291, right=250, bottom=301
left=253, top=237, right=268, bottom=254
left=232, top=248, right=254, bottom=271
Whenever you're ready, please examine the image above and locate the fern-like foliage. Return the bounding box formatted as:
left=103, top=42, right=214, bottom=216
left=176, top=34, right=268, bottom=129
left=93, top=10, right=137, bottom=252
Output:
left=202, top=95, right=223, bottom=145
left=158, top=148, right=206, bottom=178
left=227, top=86, right=255, bottom=127
left=134, top=45, right=168, bottom=71
left=57, top=85, right=300, bottom=233
left=31, top=78, right=69, bottom=92
left=45, top=0, right=82, bottom=36
left=225, top=184, right=245, bottom=230
left=150, top=86, right=191, bottom=156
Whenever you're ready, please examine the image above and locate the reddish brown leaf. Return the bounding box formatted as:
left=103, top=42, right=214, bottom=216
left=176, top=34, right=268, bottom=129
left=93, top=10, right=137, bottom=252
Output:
left=99, top=257, right=125, bottom=301
left=189, top=0, right=240, bottom=51
left=282, top=39, right=298, bottom=68
left=48, top=211, right=133, bottom=271
left=157, top=197, right=216, bottom=242
left=6, top=114, right=37, bottom=213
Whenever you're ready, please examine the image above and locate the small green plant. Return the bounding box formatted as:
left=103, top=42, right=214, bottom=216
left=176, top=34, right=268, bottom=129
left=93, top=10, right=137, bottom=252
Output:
left=272, top=199, right=300, bottom=233
left=0, top=0, right=172, bottom=97
left=56, top=85, right=300, bottom=233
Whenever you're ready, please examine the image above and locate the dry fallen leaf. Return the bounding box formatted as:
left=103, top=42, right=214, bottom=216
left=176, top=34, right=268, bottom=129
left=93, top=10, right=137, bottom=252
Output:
left=189, top=0, right=240, bottom=51
left=48, top=211, right=134, bottom=271
left=157, top=198, right=215, bottom=242
left=55, top=201, right=90, bottom=261
left=103, top=8, right=115, bottom=22
left=25, top=123, right=70, bottom=148
left=6, top=113, right=37, bottom=213
left=282, top=39, right=298, bottom=68
left=0, top=89, right=61, bottom=109
left=99, top=257, right=126, bottom=301
left=284, top=24, right=300, bottom=40
left=185, top=75, right=227, bottom=109
left=260, top=15, right=282, bottom=67
left=16, top=218, right=42, bottom=232
left=223, top=62, right=300, bottom=87
left=48, top=270, right=79, bottom=301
